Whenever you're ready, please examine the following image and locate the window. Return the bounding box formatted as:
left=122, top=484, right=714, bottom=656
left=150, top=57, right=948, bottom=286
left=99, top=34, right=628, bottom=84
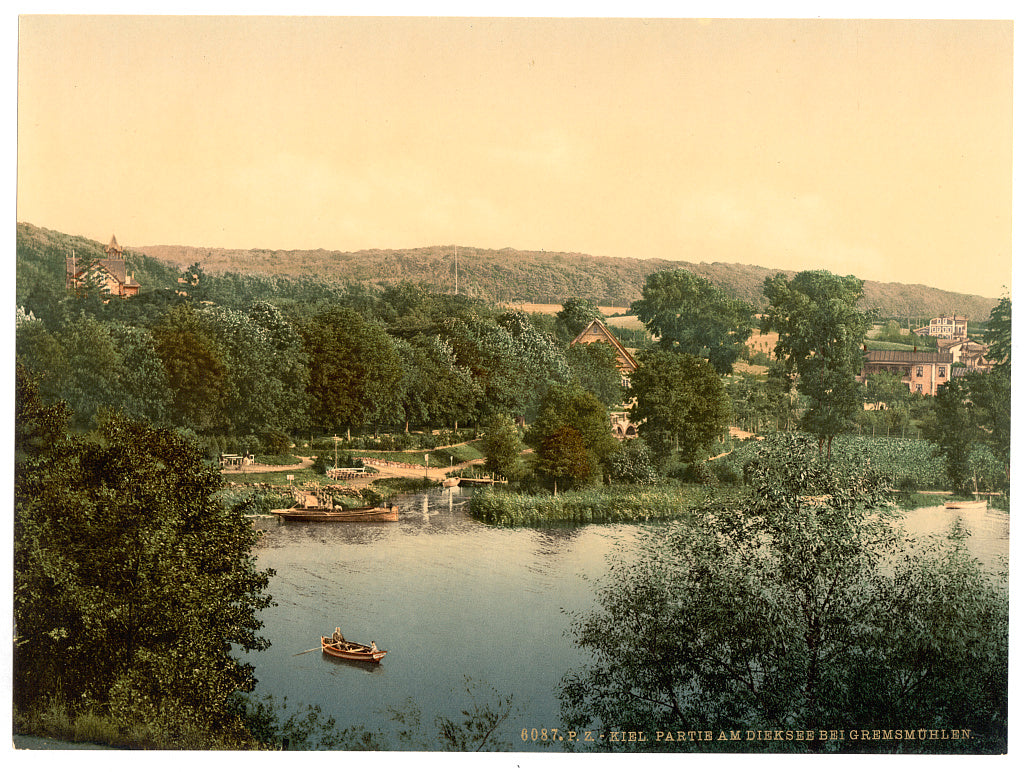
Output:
left=938, top=367, right=946, bottom=378
left=916, top=366, right=923, bottom=377
left=916, top=384, right=923, bottom=393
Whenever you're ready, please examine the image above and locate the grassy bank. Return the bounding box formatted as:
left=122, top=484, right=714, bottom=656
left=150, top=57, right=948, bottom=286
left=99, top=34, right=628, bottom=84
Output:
left=467, top=484, right=711, bottom=527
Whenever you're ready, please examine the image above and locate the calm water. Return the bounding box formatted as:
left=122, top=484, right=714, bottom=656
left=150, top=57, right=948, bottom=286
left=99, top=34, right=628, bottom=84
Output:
left=243, top=489, right=1008, bottom=751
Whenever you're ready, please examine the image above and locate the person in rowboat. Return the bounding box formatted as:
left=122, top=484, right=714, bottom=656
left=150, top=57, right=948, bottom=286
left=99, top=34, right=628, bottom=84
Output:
left=370, top=641, right=379, bottom=653
left=332, top=627, right=346, bottom=644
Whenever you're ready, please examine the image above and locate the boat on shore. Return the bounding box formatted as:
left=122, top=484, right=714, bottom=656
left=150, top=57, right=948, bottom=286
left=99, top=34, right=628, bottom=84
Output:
left=273, top=504, right=399, bottom=522
left=944, top=499, right=988, bottom=510
left=321, top=636, right=387, bottom=663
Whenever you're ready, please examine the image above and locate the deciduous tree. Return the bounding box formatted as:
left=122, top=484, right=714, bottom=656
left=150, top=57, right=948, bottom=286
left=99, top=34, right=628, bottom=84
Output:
left=558, top=435, right=1008, bottom=753
left=762, top=270, right=868, bottom=457
left=627, top=350, right=730, bottom=464
left=526, top=383, right=617, bottom=488
left=630, top=270, right=753, bottom=374
left=14, top=366, right=274, bottom=742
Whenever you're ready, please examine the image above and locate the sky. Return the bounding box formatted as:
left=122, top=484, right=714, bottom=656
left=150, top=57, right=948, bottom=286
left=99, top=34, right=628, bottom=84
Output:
left=16, top=13, right=1014, bottom=298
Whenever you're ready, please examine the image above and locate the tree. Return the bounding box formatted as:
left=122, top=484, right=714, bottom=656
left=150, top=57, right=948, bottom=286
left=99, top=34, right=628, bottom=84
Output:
left=152, top=304, right=232, bottom=433
left=14, top=366, right=274, bottom=743
left=929, top=371, right=1009, bottom=495
left=482, top=413, right=524, bottom=481
left=607, top=438, right=658, bottom=485
left=627, top=349, right=730, bottom=464
left=302, top=306, right=404, bottom=433
left=762, top=270, right=868, bottom=458
left=984, top=296, right=1010, bottom=376
left=526, top=383, right=617, bottom=488
left=59, top=314, right=128, bottom=429
left=565, top=340, right=624, bottom=407
left=555, top=297, right=604, bottom=343
left=558, top=434, right=1008, bottom=752
left=630, top=270, right=753, bottom=374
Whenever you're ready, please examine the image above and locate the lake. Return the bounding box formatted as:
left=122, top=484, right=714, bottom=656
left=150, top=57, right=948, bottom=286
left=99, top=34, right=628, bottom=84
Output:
left=243, top=488, right=1008, bottom=751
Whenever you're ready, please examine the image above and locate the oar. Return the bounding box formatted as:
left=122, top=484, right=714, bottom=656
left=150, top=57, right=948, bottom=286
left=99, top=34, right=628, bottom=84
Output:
left=293, top=646, right=323, bottom=656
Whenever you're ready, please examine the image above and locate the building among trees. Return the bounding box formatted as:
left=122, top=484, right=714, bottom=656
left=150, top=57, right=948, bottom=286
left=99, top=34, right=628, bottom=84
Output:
left=570, top=318, right=638, bottom=388
left=913, top=314, right=968, bottom=340
left=938, top=338, right=993, bottom=374
left=571, top=318, right=640, bottom=439
left=65, top=234, right=140, bottom=298
left=859, top=349, right=955, bottom=396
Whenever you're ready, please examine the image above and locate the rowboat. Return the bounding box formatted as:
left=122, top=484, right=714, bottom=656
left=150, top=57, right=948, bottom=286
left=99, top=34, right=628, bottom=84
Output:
left=944, top=500, right=988, bottom=510
left=273, top=504, right=399, bottom=522
left=321, top=636, right=387, bottom=663
left=441, top=477, right=460, bottom=488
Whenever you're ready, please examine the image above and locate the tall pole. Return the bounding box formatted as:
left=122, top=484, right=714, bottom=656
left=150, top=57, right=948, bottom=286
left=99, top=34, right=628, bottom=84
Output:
left=454, top=245, right=459, bottom=295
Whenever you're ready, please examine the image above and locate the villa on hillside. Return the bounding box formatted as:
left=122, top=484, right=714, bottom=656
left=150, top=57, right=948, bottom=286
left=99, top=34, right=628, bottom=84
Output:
left=65, top=234, right=140, bottom=298
left=570, top=318, right=640, bottom=439
left=913, top=314, right=968, bottom=340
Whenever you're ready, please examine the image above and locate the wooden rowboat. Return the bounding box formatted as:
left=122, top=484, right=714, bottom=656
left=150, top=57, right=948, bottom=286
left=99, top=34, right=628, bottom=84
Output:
left=944, top=500, right=988, bottom=510
left=272, top=504, right=399, bottom=522
left=321, top=636, right=387, bottom=663
left=441, top=477, right=460, bottom=488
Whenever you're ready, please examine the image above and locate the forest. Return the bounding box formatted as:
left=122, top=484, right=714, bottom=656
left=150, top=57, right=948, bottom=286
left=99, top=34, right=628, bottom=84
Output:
left=19, top=222, right=998, bottom=319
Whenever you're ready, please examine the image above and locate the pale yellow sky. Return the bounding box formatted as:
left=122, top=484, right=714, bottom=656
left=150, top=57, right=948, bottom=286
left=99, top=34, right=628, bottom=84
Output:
left=16, top=16, right=1013, bottom=298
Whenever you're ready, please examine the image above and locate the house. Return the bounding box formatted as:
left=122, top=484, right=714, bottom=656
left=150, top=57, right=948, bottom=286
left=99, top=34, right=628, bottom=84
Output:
left=913, top=314, right=968, bottom=340
left=937, top=338, right=993, bottom=374
left=859, top=349, right=955, bottom=396
left=570, top=318, right=641, bottom=439
left=570, top=318, right=639, bottom=390
left=65, top=234, right=141, bottom=298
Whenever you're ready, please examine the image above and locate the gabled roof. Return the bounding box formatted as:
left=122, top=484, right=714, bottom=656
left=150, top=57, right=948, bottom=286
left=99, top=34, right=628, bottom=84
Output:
left=570, top=318, right=639, bottom=372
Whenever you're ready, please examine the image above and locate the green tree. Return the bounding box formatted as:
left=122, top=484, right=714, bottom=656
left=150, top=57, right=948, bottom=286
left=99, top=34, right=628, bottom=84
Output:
left=627, top=349, right=730, bottom=464
left=984, top=296, right=1010, bottom=376
left=555, top=297, right=604, bottom=343
left=526, top=383, right=617, bottom=488
left=565, top=340, right=624, bottom=407
left=558, top=434, right=1008, bottom=752
left=59, top=314, right=128, bottom=429
left=152, top=304, right=232, bottom=433
left=107, top=322, right=173, bottom=425
left=16, top=317, right=68, bottom=405
left=762, top=270, right=868, bottom=458
left=630, top=269, right=753, bottom=374
left=14, top=366, right=274, bottom=743
left=929, top=371, right=1010, bottom=495
left=607, top=438, right=658, bottom=485
left=482, top=413, right=525, bottom=481
left=302, top=306, right=404, bottom=433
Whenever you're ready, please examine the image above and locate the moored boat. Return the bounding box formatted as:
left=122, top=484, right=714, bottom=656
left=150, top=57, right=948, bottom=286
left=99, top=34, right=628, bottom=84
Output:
left=272, top=484, right=399, bottom=521
left=321, top=636, right=387, bottom=663
left=273, top=504, right=399, bottom=522
left=944, top=499, right=988, bottom=510
left=441, top=477, right=460, bottom=488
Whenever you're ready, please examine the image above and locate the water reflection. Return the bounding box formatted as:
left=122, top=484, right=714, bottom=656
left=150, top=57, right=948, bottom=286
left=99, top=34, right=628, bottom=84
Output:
left=896, top=504, right=1009, bottom=576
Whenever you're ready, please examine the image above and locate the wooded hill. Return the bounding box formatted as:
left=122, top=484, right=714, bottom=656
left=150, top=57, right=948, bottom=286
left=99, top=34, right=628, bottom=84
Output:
left=134, top=241, right=1002, bottom=321
left=16, top=222, right=999, bottom=321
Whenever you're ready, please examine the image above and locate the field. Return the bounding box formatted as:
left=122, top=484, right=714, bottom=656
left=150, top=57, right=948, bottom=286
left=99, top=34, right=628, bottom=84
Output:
left=511, top=303, right=630, bottom=316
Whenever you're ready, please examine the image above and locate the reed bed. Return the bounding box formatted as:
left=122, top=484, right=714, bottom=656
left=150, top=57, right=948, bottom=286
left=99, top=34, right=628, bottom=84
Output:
left=468, top=484, right=706, bottom=527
